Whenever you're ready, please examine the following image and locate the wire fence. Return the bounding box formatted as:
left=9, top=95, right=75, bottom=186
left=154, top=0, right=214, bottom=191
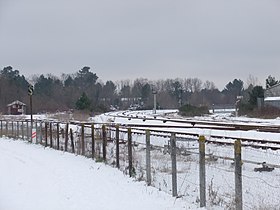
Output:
left=1, top=119, right=280, bottom=210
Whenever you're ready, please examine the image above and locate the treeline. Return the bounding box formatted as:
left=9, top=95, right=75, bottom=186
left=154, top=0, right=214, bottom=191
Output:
left=0, top=66, right=278, bottom=114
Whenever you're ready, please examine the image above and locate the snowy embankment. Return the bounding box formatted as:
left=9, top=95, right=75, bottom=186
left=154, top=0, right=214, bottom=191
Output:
left=0, top=138, right=199, bottom=210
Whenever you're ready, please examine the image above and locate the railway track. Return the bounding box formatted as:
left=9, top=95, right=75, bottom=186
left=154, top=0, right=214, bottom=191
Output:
left=104, top=111, right=280, bottom=133
left=102, top=125, right=280, bottom=150
left=104, top=110, right=280, bottom=133
left=103, top=111, right=280, bottom=150
left=2, top=111, right=280, bottom=150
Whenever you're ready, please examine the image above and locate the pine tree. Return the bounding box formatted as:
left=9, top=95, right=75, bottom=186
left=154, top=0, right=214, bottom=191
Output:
left=76, top=92, right=91, bottom=110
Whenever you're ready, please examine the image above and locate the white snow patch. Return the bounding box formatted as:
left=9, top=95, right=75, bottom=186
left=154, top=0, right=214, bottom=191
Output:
left=0, top=138, right=200, bottom=210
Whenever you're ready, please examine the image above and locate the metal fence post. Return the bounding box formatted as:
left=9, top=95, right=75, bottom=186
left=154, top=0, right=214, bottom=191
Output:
left=170, top=133, right=178, bottom=197
left=146, top=130, right=152, bottom=186
left=116, top=125, right=120, bottom=168
left=199, top=135, right=206, bottom=207
left=128, top=127, right=133, bottom=177
left=235, top=140, right=243, bottom=210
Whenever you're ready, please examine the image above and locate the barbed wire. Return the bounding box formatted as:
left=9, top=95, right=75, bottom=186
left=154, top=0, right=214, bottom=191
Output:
left=206, top=163, right=234, bottom=173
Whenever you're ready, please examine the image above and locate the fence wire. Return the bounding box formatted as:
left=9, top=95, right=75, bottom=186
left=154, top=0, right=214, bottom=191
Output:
left=1, top=119, right=280, bottom=209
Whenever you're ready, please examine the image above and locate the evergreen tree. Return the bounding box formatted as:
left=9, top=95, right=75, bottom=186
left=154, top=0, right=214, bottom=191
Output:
left=76, top=92, right=91, bottom=110
left=266, top=75, right=278, bottom=88
left=249, top=86, right=264, bottom=106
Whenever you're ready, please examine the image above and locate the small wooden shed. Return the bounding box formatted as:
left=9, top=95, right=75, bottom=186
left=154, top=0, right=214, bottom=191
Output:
left=7, top=100, right=26, bottom=115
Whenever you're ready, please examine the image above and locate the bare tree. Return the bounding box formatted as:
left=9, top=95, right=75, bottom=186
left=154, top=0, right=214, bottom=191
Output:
left=184, top=78, right=202, bottom=93
left=246, top=74, right=260, bottom=89
left=203, top=80, right=216, bottom=90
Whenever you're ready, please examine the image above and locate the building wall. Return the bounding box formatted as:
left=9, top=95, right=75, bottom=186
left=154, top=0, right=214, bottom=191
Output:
left=265, top=84, right=280, bottom=97
left=7, top=104, right=26, bottom=115
left=265, top=100, right=280, bottom=108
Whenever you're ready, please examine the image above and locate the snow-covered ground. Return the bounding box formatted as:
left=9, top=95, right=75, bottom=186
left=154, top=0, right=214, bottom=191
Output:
left=0, top=137, right=198, bottom=210
left=91, top=110, right=280, bottom=209
left=2, top=109, right=280, bottom=209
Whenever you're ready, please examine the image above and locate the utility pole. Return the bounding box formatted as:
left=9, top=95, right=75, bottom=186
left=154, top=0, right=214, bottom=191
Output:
left=152, top=90, right=157, bottom=114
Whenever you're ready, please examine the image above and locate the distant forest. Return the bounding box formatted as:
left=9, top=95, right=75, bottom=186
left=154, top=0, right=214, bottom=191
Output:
left=0, top=66, right=278, bottom=114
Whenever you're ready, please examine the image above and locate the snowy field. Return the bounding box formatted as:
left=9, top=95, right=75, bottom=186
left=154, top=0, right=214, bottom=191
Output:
left=1, top=109, right=280, bottom=209
left=91, top=110, right=280, bottom=209
left=0, top=137, right=197, bottom=210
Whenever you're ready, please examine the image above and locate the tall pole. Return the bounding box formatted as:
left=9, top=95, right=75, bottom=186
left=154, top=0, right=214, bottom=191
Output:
left=152, top=90, right=157, bottom=114
left=30, top=95, right=33, bottom=127
left=28, top=84, right=34, bottom=142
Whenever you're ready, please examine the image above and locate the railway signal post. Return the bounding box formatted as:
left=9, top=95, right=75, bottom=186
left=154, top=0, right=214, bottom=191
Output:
left=28, top=84, right=35, bottom=142
left=152, top=90, right=157, bottom=114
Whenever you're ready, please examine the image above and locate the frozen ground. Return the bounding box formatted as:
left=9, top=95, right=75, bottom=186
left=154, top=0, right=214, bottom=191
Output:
left=1, top=109, right=280, bottom=209
left=91, top=110, right=280, bottom=209
left=0, top=137, right=200, bottom=210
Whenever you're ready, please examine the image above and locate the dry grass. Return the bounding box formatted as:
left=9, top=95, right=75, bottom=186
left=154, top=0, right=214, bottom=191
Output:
left=52, top=110, right=91, bottom=122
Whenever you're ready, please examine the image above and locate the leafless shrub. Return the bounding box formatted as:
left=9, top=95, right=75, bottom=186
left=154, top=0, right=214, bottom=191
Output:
left=208, top=178, right=223, bottom=207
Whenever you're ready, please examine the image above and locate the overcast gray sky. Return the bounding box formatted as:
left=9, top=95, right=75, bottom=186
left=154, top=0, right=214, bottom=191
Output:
left=1, top=0, right=280, bottom=89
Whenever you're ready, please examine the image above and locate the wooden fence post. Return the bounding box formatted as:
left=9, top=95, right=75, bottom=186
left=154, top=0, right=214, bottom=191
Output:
left=81, top=123, right=85, bottom=155
left=116, top=125, right=120, bottom=168
left=61, top=128, right=64, bottom=139
left=65, top=123, right=69, bottom=151
left=235, top=140, right=243, bottom=210
left=70, top=128, right=75, bottom=153
left=40, top=121, right=43, bottom=144
left=0, top=120, right=2, bottom=137
left=45, top=122, right=48, bottom=147
left=146, top=129, right=151, bottom=186
left=102, top=125, right=107, bottom=161
left=50, top=122, right=53, bottom=148
left=57, top=123, right=60, bottom=150
left=17, top=121, right=19, bottom=138
left=128, top=127, right=133, bottom=177
left=21, top=121, right=24, bottom=139
left=4, top=121, right=7, bottom=137
left=91, top=124, right=95, bottom=159
left=26, top=121, right=29, bottom=141
left=35, top=121, right=38, bottom=143
left=199, top=135, right=206, bottom=207
left=11, top=121, right=14, bottom=137
left=170, top=133, right=178, bottom=197
left=6, top=121, right=8, bottom=137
